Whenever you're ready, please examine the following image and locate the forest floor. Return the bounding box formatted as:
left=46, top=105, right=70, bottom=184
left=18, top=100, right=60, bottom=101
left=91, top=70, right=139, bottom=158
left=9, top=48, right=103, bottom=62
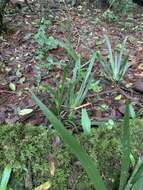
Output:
left=0, top=3, right=143, bottom=126
left=1, top=3, right=143, bottom=190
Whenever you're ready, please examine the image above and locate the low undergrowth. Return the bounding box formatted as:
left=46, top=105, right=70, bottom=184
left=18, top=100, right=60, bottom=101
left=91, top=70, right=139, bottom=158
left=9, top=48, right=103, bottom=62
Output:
left=0, top=121, right=143, bottom=189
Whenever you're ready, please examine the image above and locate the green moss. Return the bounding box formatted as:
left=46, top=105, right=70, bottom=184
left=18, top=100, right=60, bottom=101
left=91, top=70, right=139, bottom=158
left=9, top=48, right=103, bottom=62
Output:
left=0, top=125, right=70, bottom=189
left=0, top=120, right=143, bottom=189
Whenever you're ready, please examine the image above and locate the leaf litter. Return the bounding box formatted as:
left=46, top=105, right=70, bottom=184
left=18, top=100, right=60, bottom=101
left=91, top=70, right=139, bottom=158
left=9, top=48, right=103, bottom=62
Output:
left=0, top=2, right=143, bottom=126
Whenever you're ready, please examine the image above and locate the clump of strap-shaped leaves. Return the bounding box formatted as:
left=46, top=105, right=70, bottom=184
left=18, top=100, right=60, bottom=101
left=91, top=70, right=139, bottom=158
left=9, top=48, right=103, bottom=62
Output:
left=32, top=91, right=143, bottom=190
left=1, top=96, right=143, bottom=189
left=97, top=34, right=130, bottom=82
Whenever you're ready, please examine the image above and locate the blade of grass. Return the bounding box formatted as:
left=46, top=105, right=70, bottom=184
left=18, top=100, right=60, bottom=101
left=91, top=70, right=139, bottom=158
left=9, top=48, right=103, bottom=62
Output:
left=58, top=40, right=79, bottom=61
left=119, top=101, right=131, bottom=190
left=72, top=57, right=81, bottom=82
left=55, top=65, right=68, bottom=114
left=114, top=52, right=118, bottom=81
left=130, top=158, right=143, bottom=190
left=118, top=37, right=127, bottom=67
left=104, top=34, right=114, bottom=69
left=75, top=52, right=96, bottom=106
left=32, top=92, right=107, bottom=190
left=35, top=180, right=51, bottom=190
left=120, top=57, right=130, bottom=79
left=125, top=157, right=143, bottom=190
left=81, top=108, right=91, bottom=135
left=96, top=51, right=112, bottom=80
left=0, top=165, right=12, bottom=190
left=69, top=57, right=81, bottom=107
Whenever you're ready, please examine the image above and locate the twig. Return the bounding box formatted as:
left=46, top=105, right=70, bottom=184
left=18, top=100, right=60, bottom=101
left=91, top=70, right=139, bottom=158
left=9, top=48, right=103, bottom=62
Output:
left=117, top=86, right=143, bottom=107
left=61, top=102, right=92, bottom=111
left=0, top=90, right=16, bottom=94
left=74, top=102, right=92, bottom=110
left=87, top=89, right=116, bottom=98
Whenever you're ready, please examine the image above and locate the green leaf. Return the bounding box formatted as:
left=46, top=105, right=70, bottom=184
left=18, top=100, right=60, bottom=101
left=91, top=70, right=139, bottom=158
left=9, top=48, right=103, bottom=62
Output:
left=75, top=53, right=97, bottom=106
left=115, top=94, right=122, bottom=100
left=119, top=101, right=131, bottom=190
left=131, top=158, right=143, bottom=190
left=130, top=153, right=136, bottom=167
left=32, top=92, right=107, bottom=190
left=125, top=157, right=143, bottom=190
left=81, top=108, right=91, bottom=135
left=105, top=119, right=115, bottom=129
left=129, top=103, right=136, bottom=119
left=59, top=40, right=79, bottom=61
left=0, top=165, right=12, bottom=190
left=35, top=181, right=51, bottom=190
left=131, top=178, right=143, bottom=190
left=98, top=34, right=129, bottom=82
